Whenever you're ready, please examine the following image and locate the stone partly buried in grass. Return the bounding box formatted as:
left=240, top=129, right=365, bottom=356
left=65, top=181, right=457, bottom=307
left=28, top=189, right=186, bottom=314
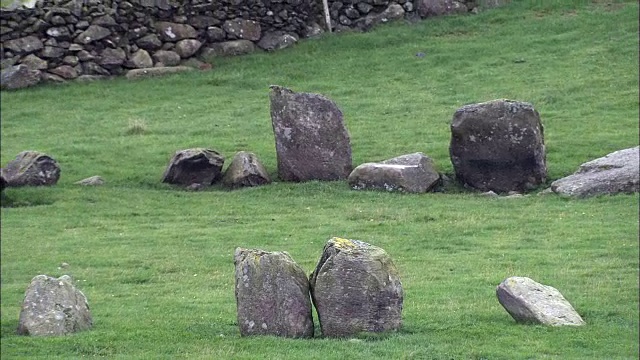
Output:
left=309, top=237, right=404, bottom=337
left=162, top=148, right=225, bottom=187
left=550, top=146, right=639, bottom=198
left=17, top=275, right=93, bottom=336
left=348, top=152, right=440, bottom=193
left=496, top=276, right=585, bottom=326
left=222, top=151, right=271, bottom=189
left=234, top=248, right=314, bottom=338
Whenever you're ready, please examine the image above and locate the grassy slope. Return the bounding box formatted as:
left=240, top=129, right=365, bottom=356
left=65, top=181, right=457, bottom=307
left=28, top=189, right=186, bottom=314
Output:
left=1, top=1, right=638, bottom=359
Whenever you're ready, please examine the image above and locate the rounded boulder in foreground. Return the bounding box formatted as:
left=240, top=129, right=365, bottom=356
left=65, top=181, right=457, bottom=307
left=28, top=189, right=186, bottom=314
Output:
left=309, top=237, right=403, bottom=337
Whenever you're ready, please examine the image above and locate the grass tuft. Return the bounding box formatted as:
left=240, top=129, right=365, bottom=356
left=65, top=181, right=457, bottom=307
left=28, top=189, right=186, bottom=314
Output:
left=125, top=117, right=149, bottom=136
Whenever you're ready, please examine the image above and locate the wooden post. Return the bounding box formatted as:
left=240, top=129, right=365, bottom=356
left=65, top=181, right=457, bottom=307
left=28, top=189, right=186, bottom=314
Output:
left=322, top=0, right=332, bottom=33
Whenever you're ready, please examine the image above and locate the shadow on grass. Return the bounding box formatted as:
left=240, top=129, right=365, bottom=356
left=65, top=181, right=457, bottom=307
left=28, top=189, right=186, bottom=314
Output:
left=0, top=190, right=56, bottom=208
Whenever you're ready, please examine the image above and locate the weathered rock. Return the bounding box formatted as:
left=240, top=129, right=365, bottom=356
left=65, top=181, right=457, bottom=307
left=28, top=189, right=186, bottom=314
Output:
left=206, top=26, right=226, bottom=42
left=82, top=61, right=110, bottom=76
left=349, top=152, right=440, bottom=193
left=496, top=277, right=585, bottom=326
left=222, top=151, right=271, bottom=188
left=415, top=0, right=468, bottom=18
left=125, top=66, right=194, bottom=80
left=3, top=35, right=44, bottom=55
left=154, top=21, right=197, bottom=41
left=74, top=175, right=105, bottom=186
left=309, top=237, right=403, bottom=337
left=128, top=49, right=153, bottom=68
left=19, top=54, right=48, bottom=70
left=1, top=151, right=60, bottom=186
left=62, top=55, right=79, bottom=66
left=449, top=99, right=546, bottom=193
left=174, top=39, right=202, bottom=58
left=1, top=64, right=41, bottom=90
left=161, top=148, right=225, bottom=186
left=17, top=275, right=92, bottom=336
left=223, top=19, right=261, bottom=41
left=49, top=65, right=78, bottom=79
left=269, top=85, right=352, bottom=182
left=136, top=34, right=163, bottom=51
left=74, top=25, right=111, bottom=44
left=234, top=248, right=314, bottom=338
left=46, top=26, right=72, bottom=40
left=257, top=31, right=298, bottom=51
left=550, top=147, right=639, bottom=198
left=199, top=40, right=255, bottom=60
left=98, top=48, right=126, bottom=68
left=39, top=45, right=65, bottom=59
left=152, top=50, right=181, bottom=66
left=41, top=72, right=66, bottom=83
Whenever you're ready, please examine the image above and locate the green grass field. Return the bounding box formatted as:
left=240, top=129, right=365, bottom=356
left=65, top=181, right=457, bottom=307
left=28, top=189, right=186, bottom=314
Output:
left=1, top=1, right=638, bottom=358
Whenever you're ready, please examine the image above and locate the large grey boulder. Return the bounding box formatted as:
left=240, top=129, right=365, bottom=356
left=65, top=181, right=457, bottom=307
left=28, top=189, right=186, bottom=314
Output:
left=257, top=31, right=298, bottom=52
left=175, top=39, right=202, bottom=59
left=223, top=19, right=262, bottom=41
left=550, top=147, right=639, bottom=198
left=161, top=148, right=225, bottom=187
left=415, top=0, right=468, bottom=18
left=152, top=50, right=182, bottom=66
left=199, top=40, right=256, bottom=60
left=1, top=64, right=42, bottom=90
left=154, top=22, right=197, bottom=41
left=496, top=277, right=585, bottom=326
left=222, top=151, right=271, bottom=189
left=1, top=151, right=60, bottom=186
left=309, top=237, right=403, bottom=337
left=270, top=86, right=352, bottom=182
left=17, top=275, right=93, bottom=336
left=125, top=66, right=195, bottom=80
left=3, top=35, right=44, bottom=55
left=234, top=248, right=314, bottom=338
left=355, top=3, right=406, bottom=31
left=74, top=25, right=111, bottom=44
left=450, top=99, right=547, bottom=193
left=348, top=152, right=440, bottom=193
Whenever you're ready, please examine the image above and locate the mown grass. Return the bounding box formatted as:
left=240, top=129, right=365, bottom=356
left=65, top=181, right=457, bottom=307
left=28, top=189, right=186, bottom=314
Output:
left=1, top=1, right=639, bottom=359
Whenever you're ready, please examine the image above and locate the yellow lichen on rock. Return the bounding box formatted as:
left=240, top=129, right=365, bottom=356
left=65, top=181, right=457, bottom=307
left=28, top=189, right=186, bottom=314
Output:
left=331, top=237, right=357, bottom=250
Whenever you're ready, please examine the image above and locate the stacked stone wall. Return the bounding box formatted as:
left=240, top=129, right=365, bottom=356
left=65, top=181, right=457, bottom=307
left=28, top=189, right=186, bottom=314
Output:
left=0, top=0, right=495, bottom=85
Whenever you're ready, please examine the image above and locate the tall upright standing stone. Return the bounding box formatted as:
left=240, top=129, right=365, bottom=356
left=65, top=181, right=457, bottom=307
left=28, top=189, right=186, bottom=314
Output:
left=269, top=85, right=352, bottom=181
left=449, top=99, right=546, bottom=193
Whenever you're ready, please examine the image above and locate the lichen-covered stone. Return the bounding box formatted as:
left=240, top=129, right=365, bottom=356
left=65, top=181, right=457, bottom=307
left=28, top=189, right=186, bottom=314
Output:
left=234, top=248, right=314, bottom=338
left=550, top=146, right=639, bottom=198
left=269, top=85, right=352, bottom=182
left=496, top=276, right=585, bottom=326
left=17, top=275, right=92, bottom=336
left=309, top=237, right=403, bottom=337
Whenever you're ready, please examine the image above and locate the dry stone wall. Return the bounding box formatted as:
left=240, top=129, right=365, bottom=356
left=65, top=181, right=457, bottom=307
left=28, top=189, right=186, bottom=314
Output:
left=0, top=0, right=501, bottom=85
left=0, top=0, right=322, bottom=81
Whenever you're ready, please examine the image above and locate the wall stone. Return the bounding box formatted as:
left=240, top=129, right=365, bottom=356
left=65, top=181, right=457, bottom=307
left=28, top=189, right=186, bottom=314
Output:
left=0, top=0, right=498, bottom=86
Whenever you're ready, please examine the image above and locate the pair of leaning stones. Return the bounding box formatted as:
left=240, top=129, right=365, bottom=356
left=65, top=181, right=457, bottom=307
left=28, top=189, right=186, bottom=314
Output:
left=234, top=237, right=585, bottom=339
